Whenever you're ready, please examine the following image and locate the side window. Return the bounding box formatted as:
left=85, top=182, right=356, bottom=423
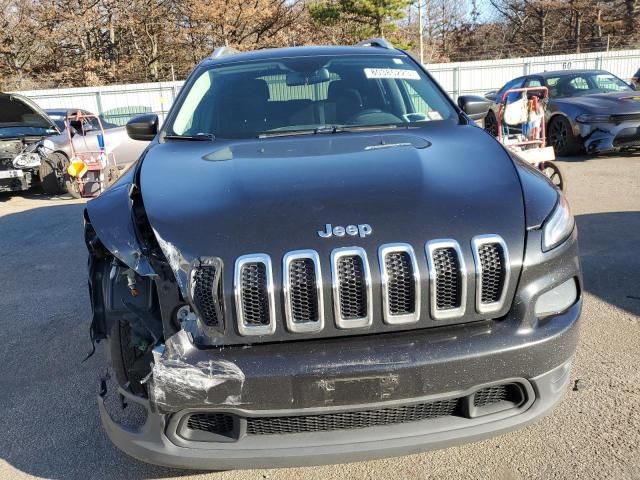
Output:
left=84, top=112, right=101, bottom=131
left=525, top=78, right=542, bottom=87
left=546, top=77, right=560, bottom=97
left=498, top=78, right=525, bottom=102
left=569, top=76, right=589, bottom=90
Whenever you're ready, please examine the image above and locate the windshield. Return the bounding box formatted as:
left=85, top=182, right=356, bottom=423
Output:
left=46, top=114, right=66, bottom=131
left=546, top=72, right=632, bottom=98
left=168, top=54, right=456, bottom=139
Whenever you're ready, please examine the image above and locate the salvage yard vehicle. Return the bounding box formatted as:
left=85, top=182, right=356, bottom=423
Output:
left=0, top=95, right=148, bottom=196
left=0, top=93, right=66, bottom=194
left=85, top=40, right=582, bottom=470
left=44, top=108, right=148, bottom=167
left=484, top=69, right=640, bottom=155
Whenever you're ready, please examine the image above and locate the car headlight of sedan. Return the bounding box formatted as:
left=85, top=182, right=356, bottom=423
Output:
left=542, top=193, right=575, bottom=252
left=576, top=113, right=611, bottom=123
left=12, top=152, right=43, bottom=169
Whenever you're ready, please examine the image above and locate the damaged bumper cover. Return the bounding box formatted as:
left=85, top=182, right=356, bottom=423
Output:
left=576, top=116, right=640, bottom=153
left=99, top=298, right=580, bottom=470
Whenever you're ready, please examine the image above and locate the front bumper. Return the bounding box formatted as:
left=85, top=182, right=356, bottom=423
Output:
left=99, top=296, right=581, bottom=470
left=99, top=227, right=582, bottom=469
left=0, top=169, right=30, bottom=193
left=577, top=119, right=640, bottom=153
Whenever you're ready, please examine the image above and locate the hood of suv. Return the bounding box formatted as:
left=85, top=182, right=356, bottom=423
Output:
left=0, top=93, right=58, bottom=133
left=141, top=123, right=525, bottom=266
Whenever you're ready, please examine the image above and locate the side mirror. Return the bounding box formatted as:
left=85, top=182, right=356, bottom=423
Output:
left=126, top=114, right=158, bottom=141
left=457, top=95, right=492, bottom=120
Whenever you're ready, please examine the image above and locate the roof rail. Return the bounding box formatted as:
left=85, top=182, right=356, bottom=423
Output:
left=210, top=46, right=240, bottom=59
left=356, top=38, right=394, bottom=49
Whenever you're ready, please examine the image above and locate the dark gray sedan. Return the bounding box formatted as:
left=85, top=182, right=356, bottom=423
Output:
left=484, top=69, right=640, bottom=155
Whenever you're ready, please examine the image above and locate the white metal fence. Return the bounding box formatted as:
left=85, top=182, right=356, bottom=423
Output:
left=16, top=49, right=640, bottom=124
left=427, top=49, right=640, bottom=100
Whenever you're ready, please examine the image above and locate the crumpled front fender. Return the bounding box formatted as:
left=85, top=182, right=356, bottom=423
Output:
left=85, top=179, right=156, bottom=277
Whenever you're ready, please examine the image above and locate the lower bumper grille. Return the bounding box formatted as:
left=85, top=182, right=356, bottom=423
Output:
left=613, top=127, right=640, bottom=148
left=246, top=399, right=459, bottom=435
left=184, top=383, right=526, bottom=438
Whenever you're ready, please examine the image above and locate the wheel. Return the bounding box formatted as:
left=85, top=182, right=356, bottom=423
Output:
left=64, top=176, right=83, bottom=199
left=39, top=152, right=68, bottom=195
left=540, top=161, right=566, bottom=191
left=548, top=116, right=580, bottom=156
left=484, top=110, right=498, bottom=137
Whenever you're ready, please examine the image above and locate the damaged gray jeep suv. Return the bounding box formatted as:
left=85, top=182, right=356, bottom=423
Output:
left=85, top=40, right=582, bottom=469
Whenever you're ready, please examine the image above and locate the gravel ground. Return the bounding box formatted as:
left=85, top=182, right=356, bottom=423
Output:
left=0, top=153, right=638, bottom=480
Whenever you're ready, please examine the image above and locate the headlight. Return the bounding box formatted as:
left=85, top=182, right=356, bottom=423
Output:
left=12, top=153, right=42, bottom=169
left=576, top=113, right=611, bottom=123
left=542, top=193, right=575, bottom=252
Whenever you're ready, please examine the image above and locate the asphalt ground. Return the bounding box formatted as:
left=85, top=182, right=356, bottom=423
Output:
left=0, top=153, right=638, bottom=480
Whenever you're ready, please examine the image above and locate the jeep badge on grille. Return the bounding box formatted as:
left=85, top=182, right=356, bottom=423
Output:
left=318, top=223, right=372, bottom=238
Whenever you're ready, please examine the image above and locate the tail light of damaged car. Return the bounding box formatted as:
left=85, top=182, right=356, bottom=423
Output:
left=84, top=43, right=582, bottom=470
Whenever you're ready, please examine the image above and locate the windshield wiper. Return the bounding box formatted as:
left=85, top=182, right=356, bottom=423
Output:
left=341, top=124, right=402, bottom=132
left=259, top=125, right=345, bottom=138
left=164, top=133, right=215, bottom=141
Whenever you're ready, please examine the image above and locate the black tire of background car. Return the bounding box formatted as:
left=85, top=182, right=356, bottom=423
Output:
left=548, top=116, right=580, bottom=156
left=484, top=110, right=498, bottom=137
left=39, top=152, right=68, bottom=195
left=109, top=318, right=150, bottom=397
left=540, top=160, right=566, bottom=192
left=64, top=175, right=82, bottom=199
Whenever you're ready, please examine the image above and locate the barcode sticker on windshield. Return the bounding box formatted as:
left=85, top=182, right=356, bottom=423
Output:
left=364, top=68, right=420, bottom=80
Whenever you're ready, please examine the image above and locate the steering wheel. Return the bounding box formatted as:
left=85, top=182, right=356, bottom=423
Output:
left=345, top=109, right=403, bottom=125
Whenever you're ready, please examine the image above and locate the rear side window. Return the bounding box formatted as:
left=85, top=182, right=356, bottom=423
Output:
left=168, top=54, right=457, bottom=139
left=498, top=78, right=525, bottom=102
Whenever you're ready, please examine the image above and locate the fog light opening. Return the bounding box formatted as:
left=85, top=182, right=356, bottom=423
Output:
left=534, top=278, right=578, bottom=318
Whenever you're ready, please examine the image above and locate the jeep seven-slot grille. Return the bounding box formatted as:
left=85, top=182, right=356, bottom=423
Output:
left=478, top=243, right=506, bottom=304
left=337, top=255, right=367, bottom=320
left=197, top=237, right=509, bottom=338
left=192, top=265, right=222, bottom=326
left=240, top=262, right=270, bottom=325
left=432, top=248, right=462, bottom=310
left=384, top=252, right=415, bottom=315
left=289, top=258, right=319, bottom=323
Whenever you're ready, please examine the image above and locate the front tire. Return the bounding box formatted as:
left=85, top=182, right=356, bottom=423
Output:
left=39, top=152, right=68, bottom=195
left=548, top=116, right=580, bottom=156
left=484, top=110, right=498, bottom=137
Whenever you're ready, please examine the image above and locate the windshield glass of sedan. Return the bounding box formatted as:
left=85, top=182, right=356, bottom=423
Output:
left=169, top=55, right=456, bottom=139
left=547, top=72, right=632, bottom=98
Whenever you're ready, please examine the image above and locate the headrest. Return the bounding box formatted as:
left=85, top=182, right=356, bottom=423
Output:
left=327, top=80, right=362, bottom=105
